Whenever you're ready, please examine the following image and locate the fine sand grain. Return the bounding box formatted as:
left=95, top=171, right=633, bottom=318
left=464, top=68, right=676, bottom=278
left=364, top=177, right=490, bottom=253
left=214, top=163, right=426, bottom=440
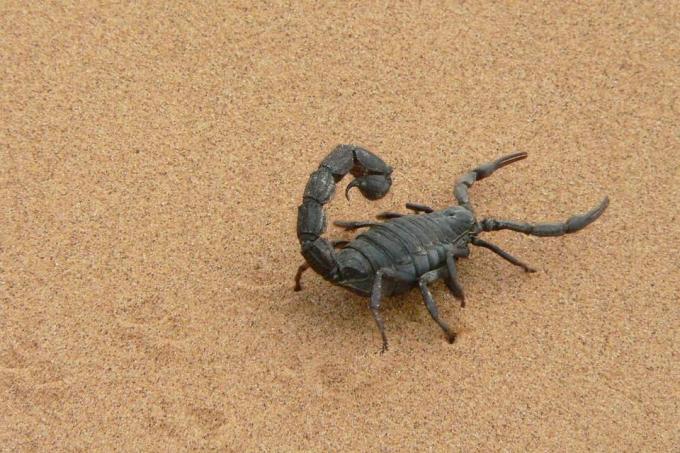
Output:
left=2, top=2, right=678, bottom=451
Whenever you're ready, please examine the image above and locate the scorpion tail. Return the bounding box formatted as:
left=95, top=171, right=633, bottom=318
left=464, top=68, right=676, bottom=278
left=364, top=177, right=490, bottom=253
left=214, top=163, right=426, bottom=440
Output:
left=297, top=145, right=393, bottom=282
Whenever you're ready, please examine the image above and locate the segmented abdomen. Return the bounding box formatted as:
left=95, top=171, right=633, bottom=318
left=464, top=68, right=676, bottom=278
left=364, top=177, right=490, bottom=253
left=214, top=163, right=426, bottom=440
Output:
left=344, top=211, right=471, bottom=277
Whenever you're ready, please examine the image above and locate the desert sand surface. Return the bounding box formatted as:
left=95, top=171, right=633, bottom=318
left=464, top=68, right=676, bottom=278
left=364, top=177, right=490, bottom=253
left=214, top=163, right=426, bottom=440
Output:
left=2, top=2, right=678, bottom=451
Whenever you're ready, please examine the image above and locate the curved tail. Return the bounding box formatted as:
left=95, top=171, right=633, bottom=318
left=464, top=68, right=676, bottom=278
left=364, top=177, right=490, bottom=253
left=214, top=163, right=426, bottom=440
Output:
left=297, top=145, right=393, bottom=281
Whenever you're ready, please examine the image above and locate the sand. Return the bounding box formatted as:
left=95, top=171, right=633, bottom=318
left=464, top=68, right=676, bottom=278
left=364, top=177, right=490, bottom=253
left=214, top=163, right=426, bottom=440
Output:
left=1, top=2, right=678, bottom=451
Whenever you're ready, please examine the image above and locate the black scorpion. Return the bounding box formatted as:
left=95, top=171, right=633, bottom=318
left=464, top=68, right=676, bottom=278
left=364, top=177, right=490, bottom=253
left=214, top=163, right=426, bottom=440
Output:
left=295, top=145, right=609, bottom=352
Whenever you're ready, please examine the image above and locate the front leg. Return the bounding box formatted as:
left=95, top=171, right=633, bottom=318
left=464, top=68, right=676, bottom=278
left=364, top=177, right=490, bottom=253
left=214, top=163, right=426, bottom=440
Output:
left=471, top=237, right=536, bottom=272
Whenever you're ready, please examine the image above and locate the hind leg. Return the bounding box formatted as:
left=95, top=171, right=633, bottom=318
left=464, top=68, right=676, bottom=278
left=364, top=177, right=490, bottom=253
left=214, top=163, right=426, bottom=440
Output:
left=405, top=202, right=434, bottom=213
left=454, top=152, right=527, bottom=213
left=294, top=263, right=309, bottom=291
left=376, top=202, right=434, bottom=220
left=294, top=240, right=350, bottom=291
left=376, top=211, right=403, bottom=220
left=418, top=267, right=456, bottom=343
left=333, top=220, right=380, bottom=230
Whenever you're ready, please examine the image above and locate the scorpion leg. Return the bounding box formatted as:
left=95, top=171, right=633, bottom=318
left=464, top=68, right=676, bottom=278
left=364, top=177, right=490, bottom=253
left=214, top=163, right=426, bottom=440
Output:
left=418, top=268, right=456, bottom=343
left=471, top=237, right=536, bottom=273
left=370, top=270, right=390, bottom=353
left=445, top=253, right=466, bottom=307
left=294, top=240, right=350, bottom=291
left=334, top=220, right=380, bottom=231
left=370, top=268, right=412, bottom=353
left=294, top=263, right=310, bottom=291
left=331, top=239, right=350, bottom=248
left=376, top=211, right=403, bottom=220
left=405, top=202, right=434, bottom=213
left=375, top=203, right=433, bottom=220
left=453, top=152, right=528, bottom=213
left=480, top=197, right=609, bottom=237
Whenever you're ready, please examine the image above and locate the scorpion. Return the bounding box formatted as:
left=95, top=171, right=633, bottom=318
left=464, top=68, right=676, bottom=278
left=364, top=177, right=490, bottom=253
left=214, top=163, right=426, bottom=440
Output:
left=295, top=145, right=609, bottom=352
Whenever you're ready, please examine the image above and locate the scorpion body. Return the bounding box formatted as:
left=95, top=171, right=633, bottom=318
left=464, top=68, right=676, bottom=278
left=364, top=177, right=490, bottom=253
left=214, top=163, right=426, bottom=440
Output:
left=296, top=145, right=608, bottom=351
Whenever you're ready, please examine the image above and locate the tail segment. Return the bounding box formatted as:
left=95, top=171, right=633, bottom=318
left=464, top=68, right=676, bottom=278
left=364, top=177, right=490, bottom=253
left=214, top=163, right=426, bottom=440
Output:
left=297, top=145, right=392, bottom=281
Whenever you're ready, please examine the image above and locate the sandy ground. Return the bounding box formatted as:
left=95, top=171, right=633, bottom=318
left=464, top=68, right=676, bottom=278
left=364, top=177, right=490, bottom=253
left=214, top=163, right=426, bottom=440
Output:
left=2, top=2, right=678, bottom=451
